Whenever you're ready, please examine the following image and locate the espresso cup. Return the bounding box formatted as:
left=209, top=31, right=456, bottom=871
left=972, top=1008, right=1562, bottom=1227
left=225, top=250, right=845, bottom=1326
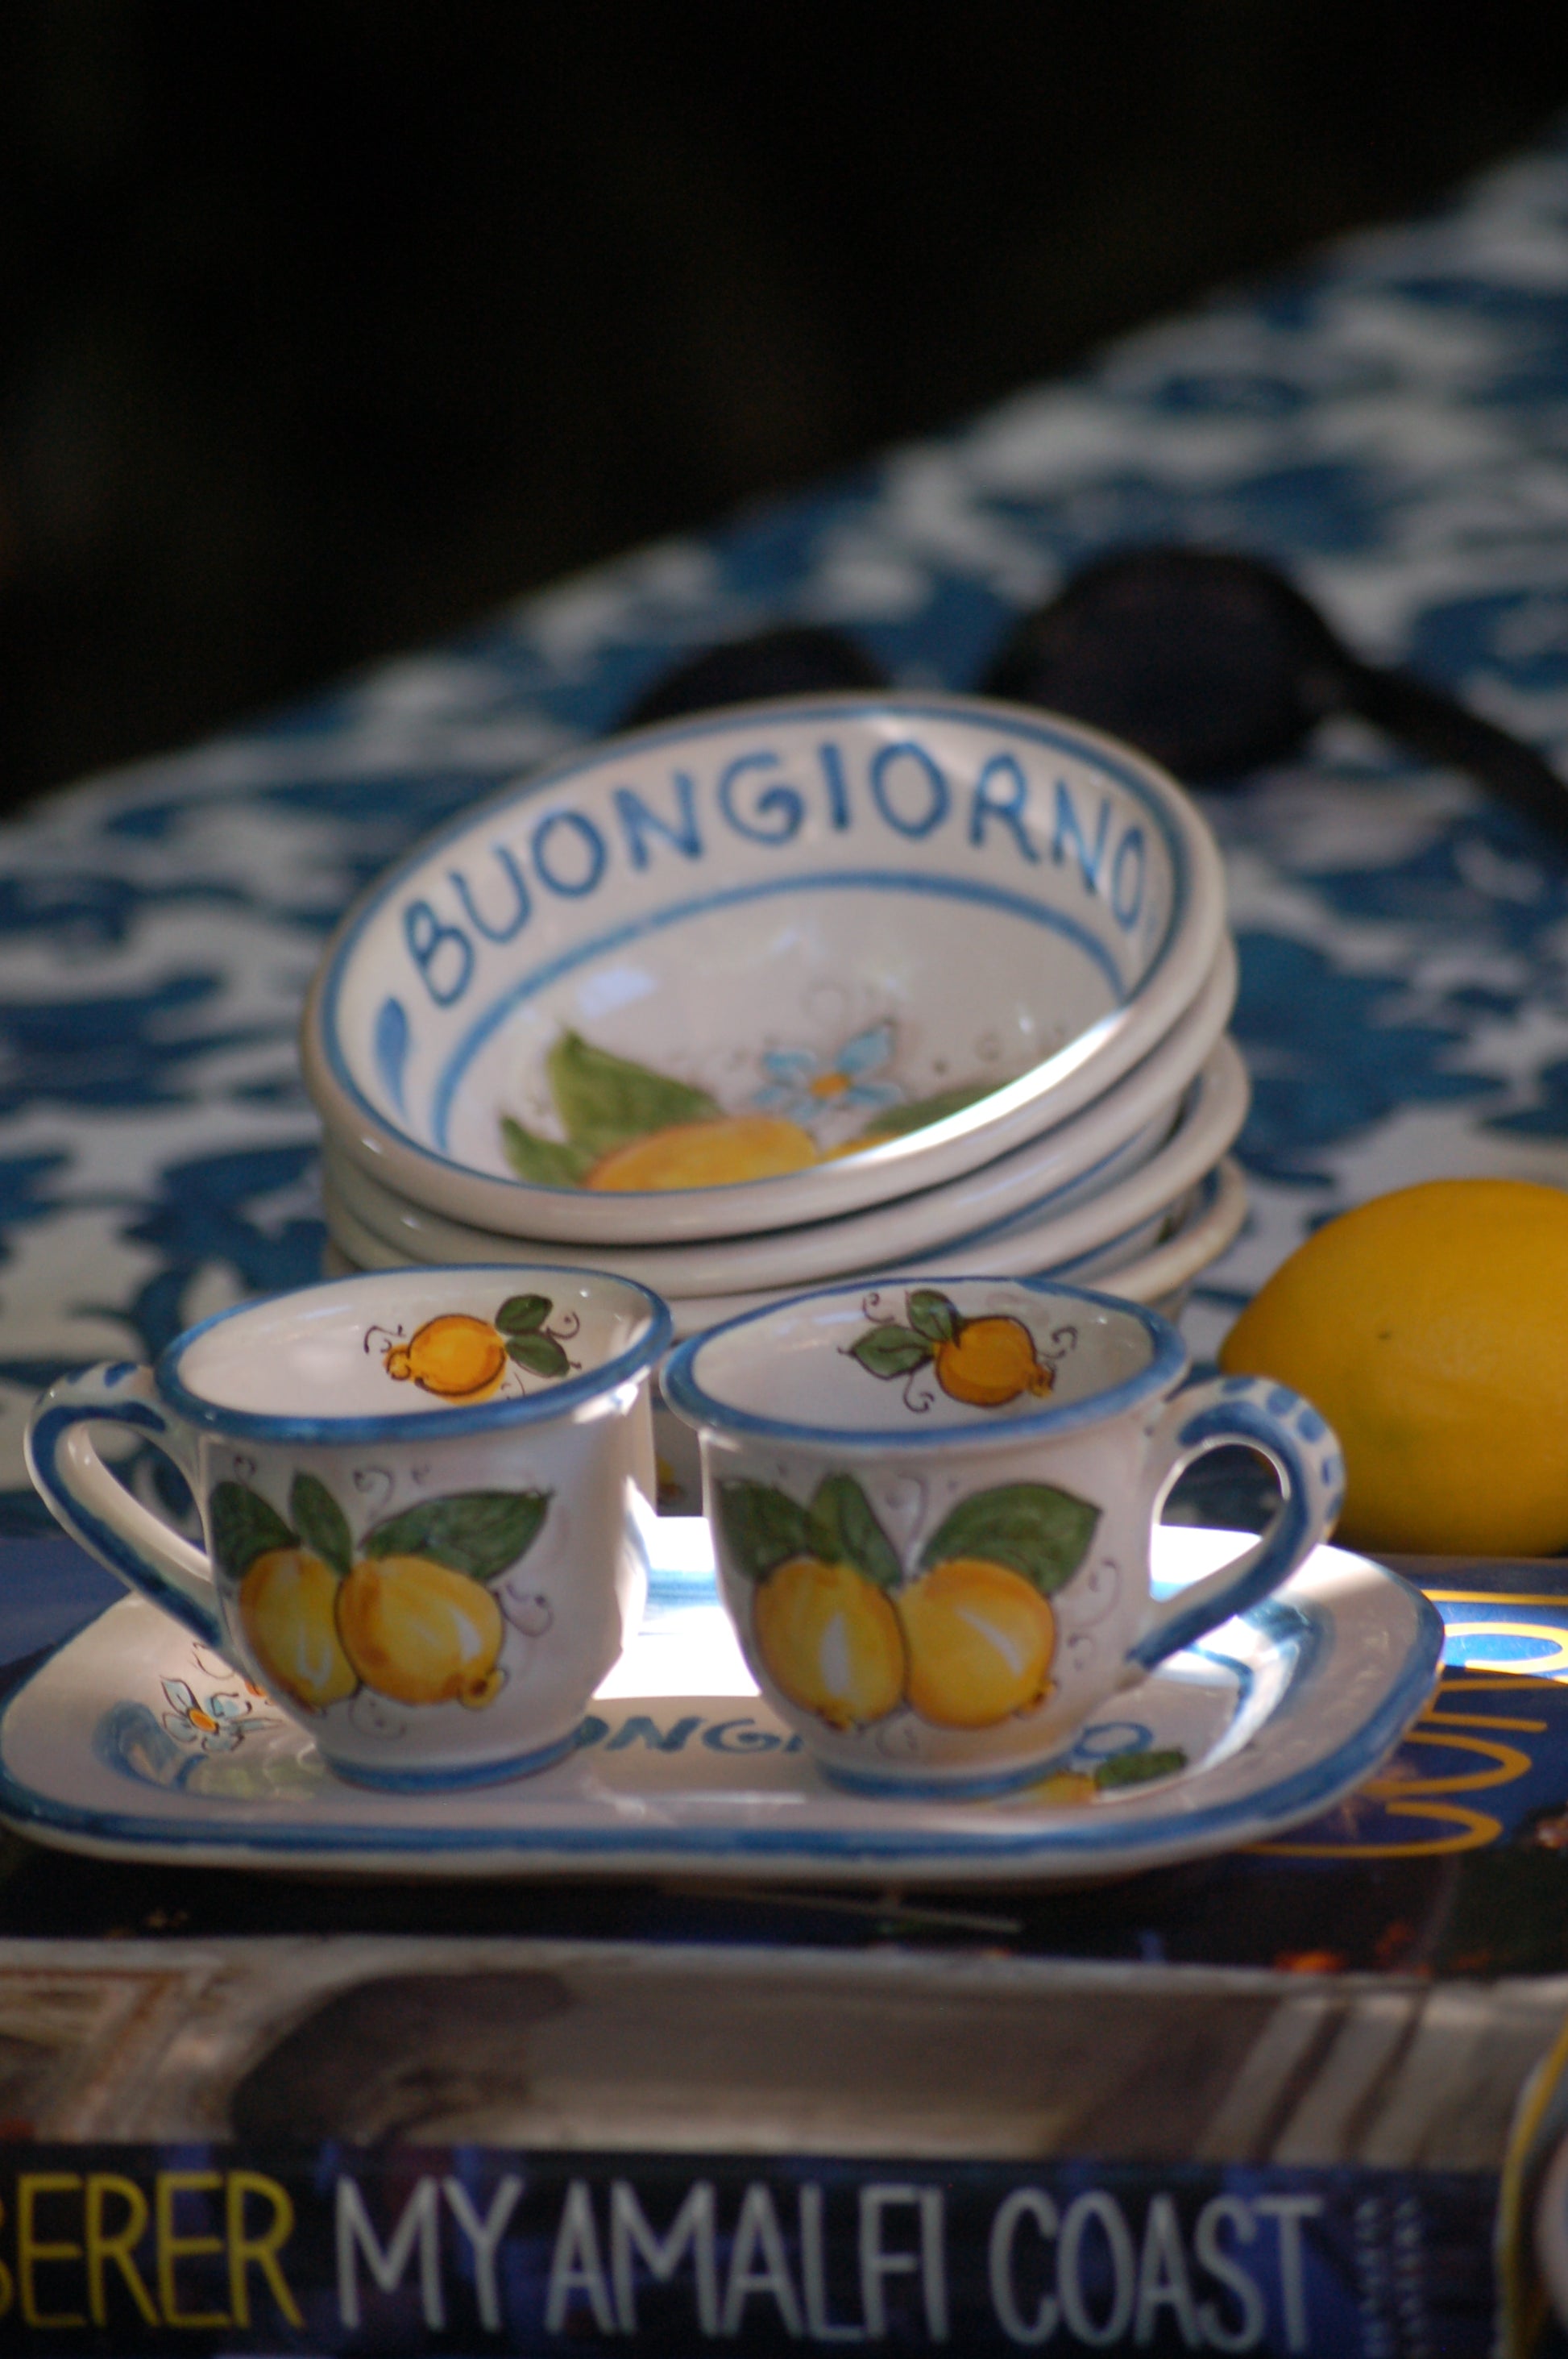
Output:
left=663, top=1275, right=1342, bottom=1796
left=27, top=1265, right=671, bottom=1788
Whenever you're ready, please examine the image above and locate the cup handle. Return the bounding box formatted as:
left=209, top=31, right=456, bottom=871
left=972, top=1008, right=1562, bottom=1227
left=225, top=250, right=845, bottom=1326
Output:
left=25, top=1363, right=225, bottom=1650
left=1122, top=1372, right=1345, bottom=1679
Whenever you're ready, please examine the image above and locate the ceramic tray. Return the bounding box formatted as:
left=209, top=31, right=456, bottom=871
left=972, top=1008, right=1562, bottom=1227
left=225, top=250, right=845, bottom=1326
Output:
left=0, top=1523, right=1441, bottom=1882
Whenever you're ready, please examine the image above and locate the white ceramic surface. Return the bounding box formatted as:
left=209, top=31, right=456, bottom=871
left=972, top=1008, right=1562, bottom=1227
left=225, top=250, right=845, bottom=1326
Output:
left=320, top=933, right=1238, bottom=1295
left=0, top=1525, right=1443, bottom=1882
left=664, top=1277, right=1341, bottom=1794
left=323, top=1038, right=1249, bottom=1342
left=302, top=696, right=1228, bottom=1243
left=26, top=1266, right=672, bottom=1790
left=643, top=1161, right=1249, bottom=1514
left=1060, top=1153, right=1247, bottom=1301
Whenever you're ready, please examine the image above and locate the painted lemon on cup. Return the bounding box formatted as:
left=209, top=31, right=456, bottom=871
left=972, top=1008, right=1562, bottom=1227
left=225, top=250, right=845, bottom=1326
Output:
left=934, top=1317, right=1055, bottom=1407
left=587, top=1114, right=819, bottom=1192
left=1219, top=1176, right=1568, bottom=1555
left=846, top=1290, right=1058, bottom=1408
left=383, top=1314, right=508, bottom=1402
left=752, top=1556, right=905, bottom=1730
left=895, top=1557, right=1056, bottom=1729
left=336, top=1555, right=506, bottom=1709
left=238, top=1546, right=359, bottom=1710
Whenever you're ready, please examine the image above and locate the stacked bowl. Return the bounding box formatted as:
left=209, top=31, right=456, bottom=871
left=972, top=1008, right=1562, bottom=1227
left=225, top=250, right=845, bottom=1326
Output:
left=301, top=696, right=1249, bottom=1505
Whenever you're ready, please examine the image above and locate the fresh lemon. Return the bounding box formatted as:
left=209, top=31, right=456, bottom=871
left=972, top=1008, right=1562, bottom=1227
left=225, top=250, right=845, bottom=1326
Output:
left=336, top=1555, right=505, bottom=1708
left=587, top=1115, right=818, bottom=1191
left=896, top=1557, right=1056, bottom=1727
left=239, top=1547, right=359, bottom=1710
left=1219, top=1177, right=1568, bottom=1554
left=383, top=1314, right=508, bottom=1402
left=752, top=1556, right=905, bottom=1729
left=935, top=1316, right=1054, bottom=1407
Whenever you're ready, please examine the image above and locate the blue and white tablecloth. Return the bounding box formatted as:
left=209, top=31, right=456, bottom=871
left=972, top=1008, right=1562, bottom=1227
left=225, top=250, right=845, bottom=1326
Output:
left=6, top=131, right=1568, bottom=1532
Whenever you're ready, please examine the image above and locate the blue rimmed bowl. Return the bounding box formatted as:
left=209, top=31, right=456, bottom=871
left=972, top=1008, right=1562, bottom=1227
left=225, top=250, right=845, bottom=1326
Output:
left=301, top=694, right=1228, bottom=1245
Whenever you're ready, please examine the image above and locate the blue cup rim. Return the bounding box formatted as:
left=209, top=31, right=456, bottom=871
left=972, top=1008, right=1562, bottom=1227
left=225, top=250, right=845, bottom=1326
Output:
left=662, top=1274, right=1188, bottom=1452
left=156, top=1263, right=674, bottom=1445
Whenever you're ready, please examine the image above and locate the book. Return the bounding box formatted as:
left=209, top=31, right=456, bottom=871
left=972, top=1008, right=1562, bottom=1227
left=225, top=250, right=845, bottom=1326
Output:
left=0, top=1539, right=1567, bottom=2349
left=0, top=1932, right=1549, bottom=2353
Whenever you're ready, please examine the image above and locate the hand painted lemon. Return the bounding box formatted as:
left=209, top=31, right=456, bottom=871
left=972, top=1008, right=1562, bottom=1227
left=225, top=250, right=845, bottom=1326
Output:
left=383, top=1314, right=508, bottom=1402
left=1219, top=1177, right=1568, bottom=1554
left=238, top=1547, right=359, bottom=1710
left=587, top=1115, right=819, bottom=1191
left=752, top=1556, right=905, bottom=1729
left=935, top=1316, right=1055, bottom=1406
left=335, top=1555, right=505, bottom=1708
left=895, top=1557, right=1055, bottom=1728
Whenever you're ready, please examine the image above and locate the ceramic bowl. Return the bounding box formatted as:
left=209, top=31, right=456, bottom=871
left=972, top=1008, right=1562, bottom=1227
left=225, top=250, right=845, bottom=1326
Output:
left=301, top=694, right=1228, bottom=1244
left=323, top=1035, right=1247, bottom=1333
left=317, top=936, right=1236, bottom=1297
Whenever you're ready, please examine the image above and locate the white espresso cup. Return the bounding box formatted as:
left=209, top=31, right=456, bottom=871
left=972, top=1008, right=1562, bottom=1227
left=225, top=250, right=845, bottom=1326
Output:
left=27, top=1265, right=671, bottom=1789
left=664, top=1275, right=1342, bottom=1796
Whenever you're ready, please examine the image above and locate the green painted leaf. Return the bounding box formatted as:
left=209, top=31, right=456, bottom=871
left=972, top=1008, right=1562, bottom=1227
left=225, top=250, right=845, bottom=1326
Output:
left=500, top=1117, right=594, bottom=1187
left=807, top=1473, right=901, bottom=1589
left=549, top=1029, right=721, bottom=1155
left=919, top=1481, right=1100, bottom=1595
left=209, top=1481, right=296, bottom=1583
left=847, top=1325, right=931, bottom=1380
left=496, top=1293, right=553, bottom=1335
left=288, top=1472, right=351, bottom=1579
left=1095, top=1747, right=1187, bottom=1790
left=363, top=1489, right=550, bottom=1581
left=716, top=1479, right=811, bottom=1582
left=855, top=1080, right=996, bottom=1142
left=507, top=1331, right=570, bottom=1378
left=906, top=1289, right=960, bottom=1345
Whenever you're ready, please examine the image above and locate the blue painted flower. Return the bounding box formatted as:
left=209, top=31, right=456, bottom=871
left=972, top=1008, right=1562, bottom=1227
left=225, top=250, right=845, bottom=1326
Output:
left=752, top=1023, right=901, bottom=1128
left=160, top=1678, right=251, bottom=1753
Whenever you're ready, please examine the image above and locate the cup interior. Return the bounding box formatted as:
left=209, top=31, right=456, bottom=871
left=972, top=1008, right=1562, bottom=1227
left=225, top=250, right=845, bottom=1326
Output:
left=166, top=1267, right=666, bottom=1429
left=668, top=1277, right=1183, bottom=1444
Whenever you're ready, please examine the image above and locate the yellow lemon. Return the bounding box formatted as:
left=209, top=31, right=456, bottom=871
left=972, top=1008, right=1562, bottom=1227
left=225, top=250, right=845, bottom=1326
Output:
left=935, top=1316, right=1054, bottom=1407
left=752, top=1556, right=905, bottom=1729
left=384, top=1314, right=507, bottom=1402
left=239, top=1547, right=359, bottom=1710
left=587, top=1115, right=819, bottom=1191
left=896, top=1558, right=1055, bottom=1728
left=336, top=1555, right=505, bottom=1708
left=1219, top=1177, right=1568, bottom=1554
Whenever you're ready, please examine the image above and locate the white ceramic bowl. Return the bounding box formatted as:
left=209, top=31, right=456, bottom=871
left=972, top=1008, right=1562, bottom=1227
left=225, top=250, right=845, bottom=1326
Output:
left=302, top=695, right=1228, bottom=1244
left=321, top=1160, right=1248, bottom=1320
left=324, top=1038, right=1248, bottom=1341
left=319, top=936, right=1237, bottom=1297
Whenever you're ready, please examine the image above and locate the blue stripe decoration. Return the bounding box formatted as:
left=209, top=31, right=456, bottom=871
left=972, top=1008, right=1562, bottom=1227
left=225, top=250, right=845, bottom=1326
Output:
left=27, top=1398, right=223, bottom=1650
left=1127, top=1393, right=1319, bottom=1672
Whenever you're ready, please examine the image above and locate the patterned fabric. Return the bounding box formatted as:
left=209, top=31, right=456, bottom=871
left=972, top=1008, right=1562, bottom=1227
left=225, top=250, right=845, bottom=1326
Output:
left=6, top=131, right=1568, bottom=1530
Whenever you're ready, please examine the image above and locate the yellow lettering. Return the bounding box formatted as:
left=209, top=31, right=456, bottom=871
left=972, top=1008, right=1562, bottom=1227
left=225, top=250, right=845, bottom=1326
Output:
left=156, top=2172, right=229, bottom=2329
left=1364, top=1728, right=1536, bottom=1795
left=1259, top=1796, right=1503, bottom=1859
left=227, top=2172, right=302, bottom=2328
left=19, top=2174, right=85, bottom=2328
left=85, top=2175, right=158, bottom=2328
left=1440, top=1619, right=1568, bottom=1676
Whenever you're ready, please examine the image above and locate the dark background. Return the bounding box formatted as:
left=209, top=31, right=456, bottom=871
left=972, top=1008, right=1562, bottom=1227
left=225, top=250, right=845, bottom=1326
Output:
left=5, top=1, right=1568, bottom=813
